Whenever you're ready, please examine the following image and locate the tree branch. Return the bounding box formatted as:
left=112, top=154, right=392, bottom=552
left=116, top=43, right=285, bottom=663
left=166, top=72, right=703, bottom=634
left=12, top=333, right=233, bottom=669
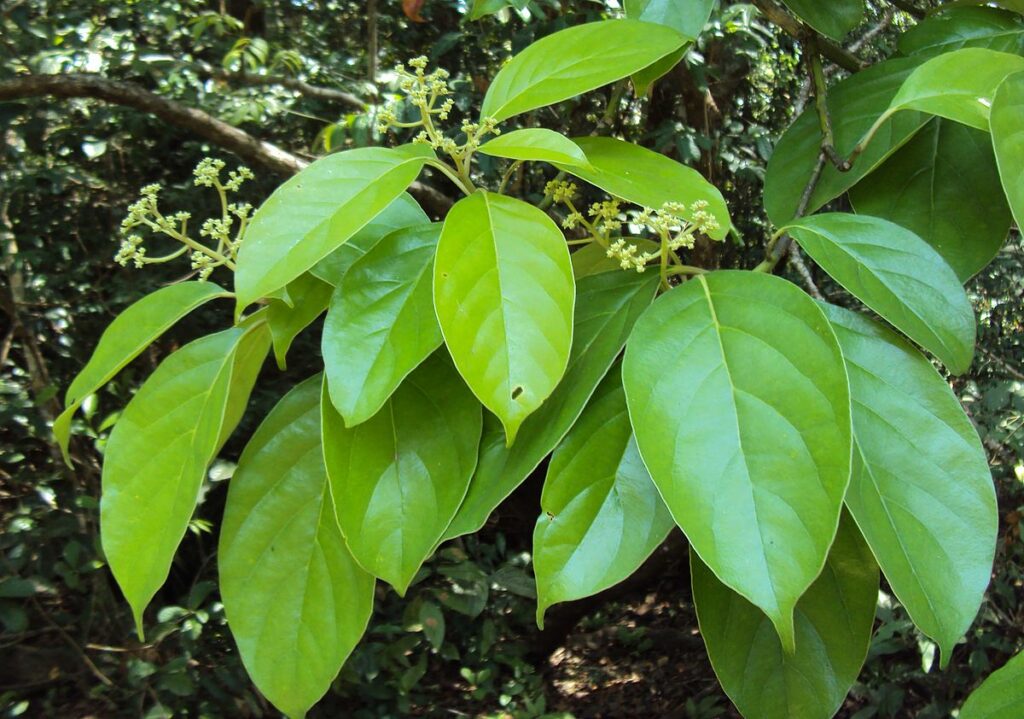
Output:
left=751, top=0, right=866, bottom=72
left=0, top=73, right=452, bottom=216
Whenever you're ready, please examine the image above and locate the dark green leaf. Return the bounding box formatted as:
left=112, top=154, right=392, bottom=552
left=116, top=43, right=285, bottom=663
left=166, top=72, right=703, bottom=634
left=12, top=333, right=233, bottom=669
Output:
left=898, top=6, right=1024, bottom=58
left=780, top=0, right=864, bottom=40
left=267, top=273, right=334, bottom=369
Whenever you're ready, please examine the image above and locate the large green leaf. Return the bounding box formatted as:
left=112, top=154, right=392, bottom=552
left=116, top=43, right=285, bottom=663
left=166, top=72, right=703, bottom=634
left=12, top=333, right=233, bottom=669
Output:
left=764, top=57, right=929, bottom=226
left=960, top=650, right=1024, bottom=718
left=267, top=273, right=334, bottom=369
left=101, top=326, right=257, bottom=631
left=443, top=270, right=658, bottom=540
left=219, top=376, right=374, bottom=719
left=310, top=192, right=428, bottom=286
left=553, top=136, right=731, bottom=240
left=479, top=19, right=688, bottom=122
left=898, top=6, right=1024, bottom=58
left=622, top=271, right=851, bottom=651
left=991, top=71, right=1024, bottom=231
left=434, top=191, right=574, bottom=444
left=692, top=513, right=878, bottom=719
left=323, top=223, right=442, bottom=426
left=54, top=281, right=230, bottom=464
left=477, top=129, right=590, bottom=168
left=624, top=0, right=714, bottom=39
left=784, top=212, right=976, bottom=374
left=822, top=304, right=996, bottom=664
left=533, top=367, right=673, bottom=627
left=780, top=0, right=864, bottom=40
left=235, top=145, right=433, bottom=310
left=218, top=318, right=272, bottom=450
left=848, top=118, right=1012, bottom=281
left=322, top=354, right=481, bottom=594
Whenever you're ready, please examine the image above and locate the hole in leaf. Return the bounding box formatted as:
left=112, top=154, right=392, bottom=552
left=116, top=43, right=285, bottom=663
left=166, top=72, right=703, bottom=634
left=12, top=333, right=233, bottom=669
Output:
left=511, top=386, right=524, bottom=400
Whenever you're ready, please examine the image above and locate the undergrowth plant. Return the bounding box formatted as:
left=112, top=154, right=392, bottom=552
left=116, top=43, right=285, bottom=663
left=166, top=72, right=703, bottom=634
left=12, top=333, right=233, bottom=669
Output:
left=55, top=7, right=1024, bottom=718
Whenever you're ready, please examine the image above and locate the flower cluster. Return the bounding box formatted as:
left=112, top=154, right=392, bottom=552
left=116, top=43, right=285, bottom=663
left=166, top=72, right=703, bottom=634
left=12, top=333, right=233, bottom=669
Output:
left=607, top=238, right=659, bottom=273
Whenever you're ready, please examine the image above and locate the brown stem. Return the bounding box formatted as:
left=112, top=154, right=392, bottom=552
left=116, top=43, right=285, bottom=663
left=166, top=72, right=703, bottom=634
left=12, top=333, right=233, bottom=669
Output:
left=751, top=0, right=865, bottom=72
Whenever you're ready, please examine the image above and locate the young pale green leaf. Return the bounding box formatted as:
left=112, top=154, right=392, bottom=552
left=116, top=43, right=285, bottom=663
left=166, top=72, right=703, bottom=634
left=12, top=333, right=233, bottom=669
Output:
left=764, top=57, right=929, bottom=226
left=220, top=376, right=374, bottom=719
left=780, top=0, right=865, bottom=40
left=479, top=19, right=688, bottom=122
left=310, top=192, right=428, bottom=286
left=443, top=270, right=658, bottom=540
left=624, top=0, right=713, bottom=39
left=630, top=47, right=687, bottom=96
left=533, top=367, right=673, bottom=627
left=848, top=118, right=1012, bottom=281
left=692, top=513, right=878, bottom=719
left=101, top=326, right=253, bottom=632
left=623, top=271, right=851, bottom=652
left=322, top=354, right=481, bottom=594
left=881, top=48, right=1024, bottom=130
left=477, top=129, right=590, bottom=168
left=322, top=223, right=442, bottom=426
left=898, top=6, right=1024, bottom=57
left=434, top=191, right=574, bottom=445
left=784, top=212, right=976, bottom=374
left=822, top=304, right=996, bottom=665
left=991, top=71, right=1024, bottom=231
left=553, top=136, right=731, bottom=240
left=959, top=650, right=1024, bottom=718
left=54, top=282, right=230, bottom=464
left=235, top=145, right=433, bottom=310
left=267, top=273, right=334, bottom=369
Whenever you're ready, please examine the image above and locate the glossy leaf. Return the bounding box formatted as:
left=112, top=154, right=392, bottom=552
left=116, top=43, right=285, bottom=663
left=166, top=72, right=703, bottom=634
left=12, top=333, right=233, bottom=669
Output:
left=479, top=19, right=688, bottom=122
left=218, top=319, right=272, bottom=450
left=533, top=367, right=673, bottom=627
left=960, top=650, right=1024, bottom=718
left=785, top=212, right=976, bottom=374
left=630, top=47, right=687, bottom=96
left=235, top=145, right=433, bottom=310
left=322, top=354, right=481, bottom=594
left=477, top=129, right=590, bottom=168
left=822, top=304, right=996, bottom=664
left=623, top=271, right=851, bottom=651
left=434, top=191, right=574, bottom=444
left=101, top=326, right=253, bottom=632
left=898, top=6, right=1024, bottom=58
left=764, top=57, right=929, bottom=226
left=220, top=376, right=374, bottom=719
left=624, top=0, right=713, bottom=40
left=554, top=136, right=731, bottom=240
left=54, top=281, right=230, bottom=464
left=991, top=70, right=1024, bottom=231
left=692, top=513, right=879, bottom=719
left=310, top=192, right=428, bottom=286
left=848, top=118, right=1011, bottom=281
left=322, top=223, right=442, bottom=426
left=780, top=0, right=864, bottom=40
left=444, top=270, right=658, bottom=540
left=267, top=273, right=334, bottom=369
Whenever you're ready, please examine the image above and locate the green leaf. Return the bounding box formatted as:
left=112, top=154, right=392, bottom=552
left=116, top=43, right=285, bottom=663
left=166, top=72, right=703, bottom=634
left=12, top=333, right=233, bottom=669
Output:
left=821, top=304, right=996, bottom=665
left=848, top=118, right=1011, bottom=281
left=443, top=270, right=658, bottom=540
left=322, top=223, right=442, bottom=426
left=101, top=326, right=256, bottom=632
left=898, top=6, right=1024, bottom=58
left=267, top=273, right=334, bottom=369
left=881, top=48, right=1024, bottom=130
left=54, top=282, right=230, bottom=464
left=622, top=271, right=851, bottom=651
left=434, top=191, right=574, bottom=444
left=479, top=19, right=689, bottom=122
left=322, top=354, right=482, bottom=594
left=310, top=193, right=428, bottom=286
left=220, top=376, right=374, bottom=719
left=991, top=71, right=1024, bottom=232
left=630, top=47, right=687, bottom=96
left=960, top=650, right=1024, bottom=718
left=468, top=0, right=513, bottom=20
left=784, top=212, right=976, bottom=374
left=780, top=0, right=865, bottom=40
left=477, top=129, right=590, bottom=168
left=235, top=145, right=433, bottom=310
left=692, top=512, right=879, bottom=719
left=553, top=136, right=731, bottom=240
left=533, top=367, right=673, bottom=627
left=624, top=0, right=714, bottom=39
left=764, top=57, right=929, bottom=226
left=218, top=319, right=272, bottom=450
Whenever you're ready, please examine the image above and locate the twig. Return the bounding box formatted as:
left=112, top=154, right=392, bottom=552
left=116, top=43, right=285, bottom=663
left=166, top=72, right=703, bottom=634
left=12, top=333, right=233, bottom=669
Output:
left=978, top=346, right=1024, bottom=381
left=751, top=0, right=865, bottom=72
left=787, top=245, right=824, bottom=299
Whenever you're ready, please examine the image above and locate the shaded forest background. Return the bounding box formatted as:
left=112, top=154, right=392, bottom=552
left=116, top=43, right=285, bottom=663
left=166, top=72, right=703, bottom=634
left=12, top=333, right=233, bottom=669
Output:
left=1, top=0, right=1022, bottom=717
